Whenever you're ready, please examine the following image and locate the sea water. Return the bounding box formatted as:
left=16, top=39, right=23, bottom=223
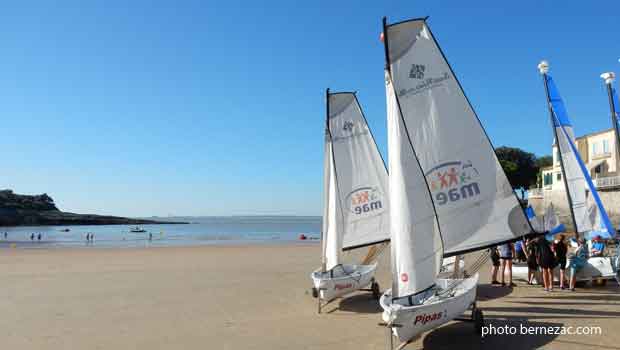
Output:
left=0, top=216, right=321, bottom=249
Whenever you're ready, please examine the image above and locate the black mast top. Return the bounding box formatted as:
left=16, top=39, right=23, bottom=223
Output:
left=601, top=73, right=620, bottom=173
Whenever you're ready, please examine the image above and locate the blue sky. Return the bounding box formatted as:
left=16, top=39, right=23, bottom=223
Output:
left=1, top=1, right=619, bottom=216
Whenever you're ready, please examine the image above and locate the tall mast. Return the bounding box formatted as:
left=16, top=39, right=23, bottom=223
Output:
left=601, top=72, right=620, bottom=170
left=321, top=88, right=330, bottom=271
left=538, top=61, right=580, bottom=239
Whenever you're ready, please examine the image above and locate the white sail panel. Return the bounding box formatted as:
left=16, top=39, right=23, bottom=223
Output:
left=385, top=19, right=531, bottom=256
left=386, top=71, right=442, bottom=297
left=328, top=93, right=390, bottom=250
left=553, top=124, right=591, bottom=233
left=543, top=204, right=561, bottom=232
left=322, top=137, right=341, bottom=270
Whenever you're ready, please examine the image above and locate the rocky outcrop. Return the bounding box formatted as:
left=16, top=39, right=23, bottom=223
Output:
left=0, top=190, right=185, bottom=226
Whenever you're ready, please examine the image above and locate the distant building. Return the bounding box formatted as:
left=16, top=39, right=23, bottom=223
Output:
left=530, top=128, right=620, bottom=230
left=539, top=128, right=619, bottom=191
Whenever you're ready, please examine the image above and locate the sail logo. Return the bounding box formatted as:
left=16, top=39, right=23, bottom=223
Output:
left=426, top=161, right=480, bottom=206
left=332, top=122, right=369, bottom=143
left=400, top=69, right=450, bottom=98
left=347, top=187, right=383, bottom=215
left=409, top=64, right=425, bottom=79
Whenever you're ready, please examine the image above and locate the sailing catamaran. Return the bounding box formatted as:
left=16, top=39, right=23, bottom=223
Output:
left=535, top=61, right=619, bottom=283
left=526, top=204, right=565, bottom=240
left=514, top=204, right=565, bottom=283
left=379, top=17, right=540, bottom=346
left=311, top=89, right=390, bottom=313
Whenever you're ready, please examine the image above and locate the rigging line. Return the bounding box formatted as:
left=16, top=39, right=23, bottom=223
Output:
left=438, top=251, right=490, bottom=295
left=423, top=20, right=537, bottom=235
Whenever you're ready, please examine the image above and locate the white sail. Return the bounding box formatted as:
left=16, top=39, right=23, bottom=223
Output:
left=327, top=93, right=391, bottom=250
left=322, top=138, right=341, bottom=270
left=384, top=19, right=531, bottom=257
left=553, top=120, right=591, bottom=233
left=386, top=71, right=443, bottom=297
left=543, top=72, right=615, bottom=239
left=543, top=204, right=561, bottom=232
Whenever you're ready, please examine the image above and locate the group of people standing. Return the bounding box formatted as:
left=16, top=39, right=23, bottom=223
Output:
left=490, top=234, right=590, bottom=292
left=85, top=233, right=95, bottom=242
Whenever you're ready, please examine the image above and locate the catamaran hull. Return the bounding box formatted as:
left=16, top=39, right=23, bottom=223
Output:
left=311, top=263, right=378, bottom=302
left=513, top=255, right=619, bottom=283
left=380, top=273, right=479, bottom=343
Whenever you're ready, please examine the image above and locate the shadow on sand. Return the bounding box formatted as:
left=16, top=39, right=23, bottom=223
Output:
left=481, top=305, right=620, bottom=319
left=476, top=284, right=513, bottom=301
left=421, top=317, right=561, bottom=350
left=525, top=293, right=620, bottom=302
left=327, top=293, right=382, bottom=314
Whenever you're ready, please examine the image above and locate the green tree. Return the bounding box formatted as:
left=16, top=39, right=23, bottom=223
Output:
left=536, top=155, right=552, bottom=168
left=535, top=155, right=553, bottom=187
left=495, top=146, right=539, bottom=189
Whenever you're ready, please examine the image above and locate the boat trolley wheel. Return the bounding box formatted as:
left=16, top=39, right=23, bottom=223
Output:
left=371, top=280, right=381, bottom=299
left=473, top=307, right=484, bottom=335
left=311, top=287, right=318, bottom=298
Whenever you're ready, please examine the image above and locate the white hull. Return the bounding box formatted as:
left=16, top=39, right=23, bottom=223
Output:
left=380, top=273, right=479, bottom=343
left=311, top=263, right=377, bottom=302
left=513, top=255, right=619, bottom=283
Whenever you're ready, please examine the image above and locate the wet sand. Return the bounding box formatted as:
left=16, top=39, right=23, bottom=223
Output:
left=0, top=244, right=618, bottom=350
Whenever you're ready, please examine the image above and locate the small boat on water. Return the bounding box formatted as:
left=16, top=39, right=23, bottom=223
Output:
left=59, top=228, right=70, bottom=232
left=130, top=226, right=147, bottom=233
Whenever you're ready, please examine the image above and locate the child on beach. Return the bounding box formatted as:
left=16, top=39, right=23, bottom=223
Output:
left=569, top=238, right=587, bottom=291
left=515, top=240, right=526, bottom=262
left=524, top=238, right=539, bottom=285
left=590, top=236, right=605, bottom=257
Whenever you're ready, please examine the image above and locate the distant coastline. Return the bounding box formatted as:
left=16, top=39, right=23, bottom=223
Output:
left=0, top=189, right=187, bottom=227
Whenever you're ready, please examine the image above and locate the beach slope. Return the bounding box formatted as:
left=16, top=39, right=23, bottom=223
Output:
left=0, top=244, right=618, bottom=349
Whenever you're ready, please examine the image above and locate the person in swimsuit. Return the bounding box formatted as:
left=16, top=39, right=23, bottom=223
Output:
left=490, top=246, right=500, bottom=285
left=536, top=237, right=556, bottom=291
left=498, top=243, right=515, bottom=287
left=552, top=235, right=568, bottom=289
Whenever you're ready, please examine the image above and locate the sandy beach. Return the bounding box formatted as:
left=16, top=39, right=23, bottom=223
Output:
left=0, top=244, right=619, bottom=350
